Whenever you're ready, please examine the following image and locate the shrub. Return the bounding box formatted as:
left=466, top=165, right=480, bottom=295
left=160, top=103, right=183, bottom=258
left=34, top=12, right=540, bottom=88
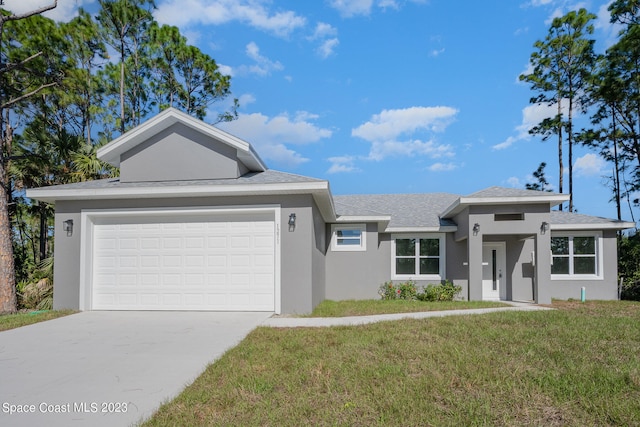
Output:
left=621, top=279, right=640, bottom=301
left=416, top=281, right=462, bottom=302
left=378, top=281, right=417, bottom=300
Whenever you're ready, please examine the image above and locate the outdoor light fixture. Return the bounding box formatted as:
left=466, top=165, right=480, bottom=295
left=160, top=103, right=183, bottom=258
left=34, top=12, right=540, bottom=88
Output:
left=288, top=213, right=296, bottom=231
left=63, top=219, right=74, bottom=237
left=472, top=223, right=480, bottom=236
left=541, top=221, right=549, bottom=234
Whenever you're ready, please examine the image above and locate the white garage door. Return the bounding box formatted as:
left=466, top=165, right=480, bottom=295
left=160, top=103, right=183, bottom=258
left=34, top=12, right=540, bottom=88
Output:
left=90, top=212, right=275, bottom=311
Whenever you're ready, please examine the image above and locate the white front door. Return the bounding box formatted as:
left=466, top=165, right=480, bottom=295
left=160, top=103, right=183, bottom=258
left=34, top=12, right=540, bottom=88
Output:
left=482, top=242, right=506, bottom=301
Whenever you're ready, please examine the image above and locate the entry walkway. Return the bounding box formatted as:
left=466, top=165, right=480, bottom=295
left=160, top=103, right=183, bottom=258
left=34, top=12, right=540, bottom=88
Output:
left=262, top=301, right=552, bottom=328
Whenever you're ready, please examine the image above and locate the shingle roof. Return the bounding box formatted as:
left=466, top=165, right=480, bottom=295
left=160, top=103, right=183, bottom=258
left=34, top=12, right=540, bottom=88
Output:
left=550, top=211, right=632, bottom=226
left=30, top=169, right=324, bottom=191
left=334, top=193, right=460, bottom=229
left=466, top=186, right=563, bottom=199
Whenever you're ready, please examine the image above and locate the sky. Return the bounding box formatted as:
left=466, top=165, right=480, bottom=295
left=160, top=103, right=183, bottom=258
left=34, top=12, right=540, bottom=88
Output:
left=12, top=0, right=637, bottom=223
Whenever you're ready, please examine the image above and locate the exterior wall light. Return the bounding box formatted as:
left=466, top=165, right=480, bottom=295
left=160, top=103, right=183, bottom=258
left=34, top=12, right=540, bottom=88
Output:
left=472, top=223, right=480, bottom=236
left=63, top=219, right=74, bottom=237
left=541, top=221, right=549, bottom=234
left=288, top=213, right=296, bottom=232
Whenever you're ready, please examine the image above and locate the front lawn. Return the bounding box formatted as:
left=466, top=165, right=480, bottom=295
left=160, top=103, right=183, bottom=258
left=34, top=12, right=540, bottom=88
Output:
left=0, top=310, right=76, bottom=332
left=306, top=299, right=509, bottom=317
left=144, top=300, right=640, bottom=426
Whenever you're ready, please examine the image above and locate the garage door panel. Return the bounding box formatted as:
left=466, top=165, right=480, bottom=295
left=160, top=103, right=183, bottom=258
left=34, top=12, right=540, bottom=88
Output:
left=91, top=214, right=276, bottom=311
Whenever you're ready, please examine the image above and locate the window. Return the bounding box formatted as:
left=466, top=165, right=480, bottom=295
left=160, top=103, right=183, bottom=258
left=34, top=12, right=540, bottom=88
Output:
left=392, top=234, right=445, bottom=279
left=331, top=224, right=366, bottom=251
left=551, top=233, right=600, bottom=278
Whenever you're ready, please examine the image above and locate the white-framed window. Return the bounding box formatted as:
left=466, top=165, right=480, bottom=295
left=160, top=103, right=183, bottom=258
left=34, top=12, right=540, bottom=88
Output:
left=331, top=224, right=366, bottom=251
left=551, top=231, right=602, bottom=279
left=391, top=233, right=445, bottom=280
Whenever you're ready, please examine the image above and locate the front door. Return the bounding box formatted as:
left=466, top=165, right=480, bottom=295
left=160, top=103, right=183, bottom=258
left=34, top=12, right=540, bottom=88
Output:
left=482, top=242, right=506, bottom=301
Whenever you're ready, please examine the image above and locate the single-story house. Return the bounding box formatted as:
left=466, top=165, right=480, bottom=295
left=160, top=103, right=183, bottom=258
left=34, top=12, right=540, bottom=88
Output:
left=27, top=108, right=636, bottom=314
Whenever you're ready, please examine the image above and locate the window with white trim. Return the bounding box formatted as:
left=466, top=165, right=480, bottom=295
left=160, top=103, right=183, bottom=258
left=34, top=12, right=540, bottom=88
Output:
left=551, top=233, right=601, bottom=278
left=331, top=224, right=366, bottom=251
left=392, top=234, right=445, bottom=279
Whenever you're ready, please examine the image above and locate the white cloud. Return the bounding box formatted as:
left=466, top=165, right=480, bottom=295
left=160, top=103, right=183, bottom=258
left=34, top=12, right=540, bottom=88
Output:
left=217, top=111, right=332, bottom=167
left=237, top=93, right=256, bottom=107
left=309, top=22, right=339, bottom=59
left=311, top=22, right=338, bottom=39
left=329, top=0, right=374, bottom=17
left=236, top=42, right=284, bottom=76
left=494, top=102, right=567, bottom=150
left=327, top=156, right=360, bottom=173
left=368, top=139, right=454, bottom=161
left=317, top=38, right=340, bottom=58
left=429, top=48, right=445, bottom=57
left=506, top=176, right=522, bottom=187
left=155, top=0, right=306, bottom=37
left=7, top=0, right=93, bottom=22
left=574, top=153, right=606, bottom=177
left=218, top=64, right=234, bottom=77
left=353, top=106, right=458, bottom=142
left=353, top=106, right=457, bottom=161
left=428, top=162, right=457, bottom=172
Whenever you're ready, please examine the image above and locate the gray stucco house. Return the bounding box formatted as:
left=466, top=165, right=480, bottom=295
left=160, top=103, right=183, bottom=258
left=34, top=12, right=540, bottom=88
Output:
left=27, top=108, right=635, bottom=314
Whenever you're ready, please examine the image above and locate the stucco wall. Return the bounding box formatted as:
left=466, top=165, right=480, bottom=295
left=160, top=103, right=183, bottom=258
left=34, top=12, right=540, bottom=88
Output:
left=324, top=223, right=390, bottom=300
left=53, top=194, right=320, bottom=314
left=119, top=123, right=247, bottom=182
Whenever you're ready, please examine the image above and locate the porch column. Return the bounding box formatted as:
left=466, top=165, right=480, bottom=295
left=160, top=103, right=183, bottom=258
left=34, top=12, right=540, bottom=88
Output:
left=534, top=232, right=551, bottom=304
left=468, top=233, right=483, bottom=301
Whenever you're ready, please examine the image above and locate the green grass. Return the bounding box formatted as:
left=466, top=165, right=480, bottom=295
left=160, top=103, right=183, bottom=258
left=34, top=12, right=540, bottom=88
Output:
left=305, top=299, right=509, bottom=317
left=0, top=310, right=76, bottom=331
left=144, top=300, right=640, bottom=426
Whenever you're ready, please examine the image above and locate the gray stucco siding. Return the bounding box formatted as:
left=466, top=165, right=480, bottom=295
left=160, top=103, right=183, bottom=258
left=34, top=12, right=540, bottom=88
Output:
left=53, top=194, right=321, bottom=314
left=325, top=223, right=390, bottom=300
left=120, top=123, right=246, bottom=182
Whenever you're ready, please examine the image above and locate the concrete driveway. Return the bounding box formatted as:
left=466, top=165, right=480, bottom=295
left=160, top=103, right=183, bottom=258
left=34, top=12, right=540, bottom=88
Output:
left=0, top=311, right=271, bottom=427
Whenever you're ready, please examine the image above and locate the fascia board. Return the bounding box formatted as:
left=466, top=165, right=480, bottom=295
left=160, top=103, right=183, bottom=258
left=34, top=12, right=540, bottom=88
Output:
left=335, top=215, right=392, bottom=223
left=384, top=226, right=457, bottom=233
left=551, top=221, right=636, bottom=231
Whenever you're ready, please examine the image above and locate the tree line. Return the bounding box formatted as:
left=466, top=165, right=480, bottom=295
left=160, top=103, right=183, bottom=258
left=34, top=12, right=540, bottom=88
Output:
left=0, top=0, right=237, bottom=312
left=521, top=1, right=640, bottom=222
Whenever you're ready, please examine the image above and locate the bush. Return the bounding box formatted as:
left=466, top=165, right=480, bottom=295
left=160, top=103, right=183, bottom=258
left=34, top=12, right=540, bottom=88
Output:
left=621, top=279, right=640, bottom=301
left=379, top=280, right=461, bottom=302
left=416, top=281, right=461, bottom=302
left=378, top=281, right=417, bottom=300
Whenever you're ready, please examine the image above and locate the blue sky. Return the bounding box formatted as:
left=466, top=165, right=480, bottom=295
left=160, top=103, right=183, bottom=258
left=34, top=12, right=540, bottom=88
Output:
left=17, top=0, right=635, bottom=222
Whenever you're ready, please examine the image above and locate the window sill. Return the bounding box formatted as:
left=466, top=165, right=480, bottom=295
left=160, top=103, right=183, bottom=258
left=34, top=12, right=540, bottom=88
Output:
left=551, top=275, right=603, bottom=281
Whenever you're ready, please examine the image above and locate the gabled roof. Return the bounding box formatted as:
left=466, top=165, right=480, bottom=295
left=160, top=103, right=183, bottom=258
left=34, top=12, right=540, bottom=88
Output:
left=441, top=186, right=569, bottom=218
left=550, top=211, right=636, bottom=230
left=334, top=193, right=460, bottom=231
left=97, top=108, right=267, bottom=172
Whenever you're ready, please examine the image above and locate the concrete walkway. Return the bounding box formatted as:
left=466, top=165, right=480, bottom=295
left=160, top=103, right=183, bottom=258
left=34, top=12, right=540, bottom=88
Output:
left=262, top=302, right=553, bottom=328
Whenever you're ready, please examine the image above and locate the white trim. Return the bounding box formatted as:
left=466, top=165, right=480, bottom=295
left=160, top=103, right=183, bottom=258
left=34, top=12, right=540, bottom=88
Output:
left=391, top=233, right=446, bottom=281
left=385, top=226, right=457, bottom=233
left=330, top=224, right=366, bottom=252
left=79, top=205, right=282, bottom=314
left=550, top=222, right=635, bottom=231
left=550, top=230, right=603, bottom=281
left=335, top=215, right=391, bottom=223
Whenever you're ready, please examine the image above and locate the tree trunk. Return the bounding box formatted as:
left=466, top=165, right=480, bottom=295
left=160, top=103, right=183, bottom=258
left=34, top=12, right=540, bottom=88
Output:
left=568, top=93, right=574, bottom=212
left=557, top=98, right=564, bottom=211
left=0, top=112, right=17, bottom=313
